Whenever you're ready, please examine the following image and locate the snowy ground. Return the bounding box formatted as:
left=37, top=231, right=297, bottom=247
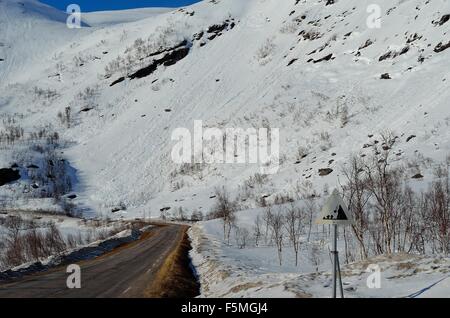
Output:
left=189, top=205, right=450, bottom=298
left=0, top=0, right=449, bottom=297
left=0, top=210, right=133, bottom=271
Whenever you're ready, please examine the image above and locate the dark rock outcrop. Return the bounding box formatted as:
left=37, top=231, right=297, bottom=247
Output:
left=0, top=168, right=20, bottom=186
left=318, top=168, right=333, bottom=176
left=434, top=41, right=450, bottom=53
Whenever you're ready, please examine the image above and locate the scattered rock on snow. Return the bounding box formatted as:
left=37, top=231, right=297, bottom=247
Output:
left=433, top=14, right=450, bottom=26
left=313, top=53, right=333, bottom=63
left=434, top=41, right=450, bottom=53
left=287, top=58, right=298, bottom=66
left=110, top=76, right=125, bottom=87
left=318, top=168, right=333, bottom=176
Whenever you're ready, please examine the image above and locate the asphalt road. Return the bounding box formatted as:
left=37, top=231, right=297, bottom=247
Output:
left=0, top=224, right=186, bottom=298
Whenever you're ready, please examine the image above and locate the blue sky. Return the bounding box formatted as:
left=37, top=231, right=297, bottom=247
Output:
left=41, top=0, right=201, bottom=12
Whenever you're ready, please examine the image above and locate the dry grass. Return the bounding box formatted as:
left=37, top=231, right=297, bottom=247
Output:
left=229, top=282, right=263, bottom=294
left=145, top=226, right=199, bottom=298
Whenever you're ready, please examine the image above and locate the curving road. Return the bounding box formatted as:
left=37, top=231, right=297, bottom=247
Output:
left=0, top=224, right=187, bottom=298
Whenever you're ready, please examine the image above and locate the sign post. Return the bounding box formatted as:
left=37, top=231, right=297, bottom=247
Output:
left=316, top=189, right=353, bottom=298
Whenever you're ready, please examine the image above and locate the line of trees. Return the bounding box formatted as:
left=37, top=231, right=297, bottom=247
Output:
left=341, top=134, right=450, bottom=261
left=0, top=215, right=130, bottom=270
left=209, top=133, right=449, bottom=267
left=211, top=186, right=311, bottom=267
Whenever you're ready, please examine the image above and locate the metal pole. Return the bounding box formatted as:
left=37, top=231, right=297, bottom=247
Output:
left=332, top=224, right=337, bottom=298
left=337, top=253, right=344, bottom=298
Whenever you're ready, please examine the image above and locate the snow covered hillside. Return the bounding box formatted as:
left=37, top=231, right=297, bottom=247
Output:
left=0, top=0, right=449, bottom=296
left=1, top=0, right=448, bottom=219
left=82, top=8, right=173, bottom=27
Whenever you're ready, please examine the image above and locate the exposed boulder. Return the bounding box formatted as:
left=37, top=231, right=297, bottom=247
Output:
left=433, top=14, right=450, bottom=26
left=434, top=41, right=450, bottom=53
left=318, top=168, right=333, bottom=176
left=312, top=53, right=333, bottom=63
left=0, top=168, right=21, bottom=186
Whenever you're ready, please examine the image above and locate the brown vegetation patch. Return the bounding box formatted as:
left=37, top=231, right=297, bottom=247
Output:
left=145, top=226, right=199, bottom=298
left=229, top=282, right=263, bottom=294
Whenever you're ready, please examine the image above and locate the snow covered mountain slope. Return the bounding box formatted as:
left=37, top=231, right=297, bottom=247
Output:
left=0, top=0, right=449, bottom=219
left=0, top=0, right=92, bottom=84
left=81, top=8, right=173, bottom=27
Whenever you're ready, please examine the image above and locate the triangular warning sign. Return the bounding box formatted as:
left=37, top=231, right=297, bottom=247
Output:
left=316, top=189, right=353, bottom=225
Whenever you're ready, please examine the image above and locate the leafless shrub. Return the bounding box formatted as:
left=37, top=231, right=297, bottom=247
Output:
left=24, top=225, right=46, bottom=261
left=76, top=86, right=99, bottom=111
left=234, top=225, right=250, bottom=249
left=273, top=193, right=295, bottom=205
left=256, top=38, right=276, bottom=64
left=105, top=22, right=179, bottom=77
left=33, top=87, right=59, bottom=103
left=211, top=186, right=237, bottom=244
left=296, top=146, right=309, bottom=161
left=244, top=173, right=268, bottom=189
left=43, top=222, right=66, bottom=255
left=0, top=125, right=24, bottom=145
left=190, top=210, right=203, bottom=222
left=0, top=216, right=71, bottom=269
left=318, top=131, right=332, bottom=151
left=171, top=179, right=186, bottom=191
left=170, top=163, right=205, bottom=179
left=65, top=233, right=78, bottom=249
left=280, top=22, right=298, bottom=34
left=175, top=207, right=187, bottom=221
left=57, top=107, right=72, bottom=128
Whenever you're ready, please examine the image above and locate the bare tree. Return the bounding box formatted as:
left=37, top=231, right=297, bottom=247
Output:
left=426, top=163, right=450, bottom=254
left=212, top=186, right=237, bottom=244
left=309, top=243, right=322, bottom=273
left=341, top=156, right=371, bottom=259
left=304, top=197, right=316, bottom=242
left=363, top=132, right=403, bottom=254
left=262, top=207, right=273, bottom=245
left=44, top=222, right=66, bottom=255
left=269, top=211, right=284, bottom=266
left=176, top=207, right=186, bottom=221
left=253, top=215, right=262, bottom=247
left=24, top=221, right=45, bottom=261
left=284, top=204, right=304, bottom=266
